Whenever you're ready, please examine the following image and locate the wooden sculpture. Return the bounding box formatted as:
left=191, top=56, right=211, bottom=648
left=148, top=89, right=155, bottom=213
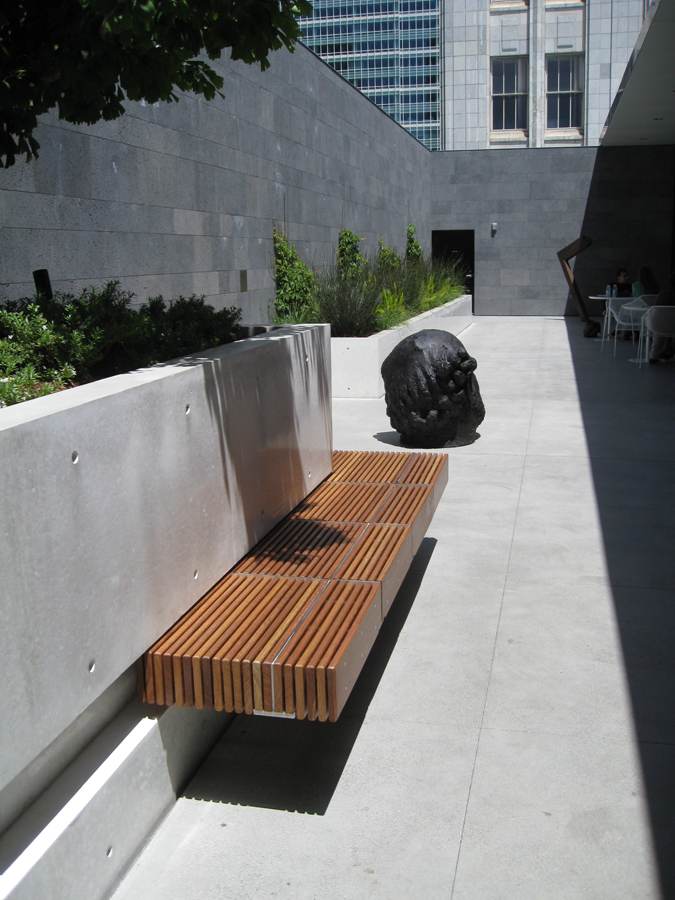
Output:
left=557, top=235, right=600, bottom=337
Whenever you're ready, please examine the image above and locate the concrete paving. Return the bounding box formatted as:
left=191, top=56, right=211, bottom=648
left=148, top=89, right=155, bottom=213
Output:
left=112, top=316, right=675, bottom=900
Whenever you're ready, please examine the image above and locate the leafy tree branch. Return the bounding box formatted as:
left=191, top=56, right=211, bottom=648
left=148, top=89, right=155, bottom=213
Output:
left=0, top=0, right=312, bottom=167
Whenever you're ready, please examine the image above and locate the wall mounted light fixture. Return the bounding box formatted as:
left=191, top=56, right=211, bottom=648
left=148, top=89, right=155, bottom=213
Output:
left=491, top=223, right=498, bottom=238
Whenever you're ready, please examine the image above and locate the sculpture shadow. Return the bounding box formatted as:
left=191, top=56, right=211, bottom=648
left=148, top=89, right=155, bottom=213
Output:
left=374, top=430, right=402, bottom=446
left=182, top=538, right=437, bottom=815
left=374, top=430, right=481, bottom=448
left=565, top=318, right=675, bottom=898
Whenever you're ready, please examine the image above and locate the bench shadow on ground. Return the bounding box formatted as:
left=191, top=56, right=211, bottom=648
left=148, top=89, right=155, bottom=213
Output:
left=182, top=538, right=437, bottom=815
left=566, top=319, right=675, bottom=898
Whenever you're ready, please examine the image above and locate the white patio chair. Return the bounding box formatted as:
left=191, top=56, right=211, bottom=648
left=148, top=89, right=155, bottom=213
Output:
left=602, top=297, right=647, bottom=355
left=638, top=306, right=675, bottom=367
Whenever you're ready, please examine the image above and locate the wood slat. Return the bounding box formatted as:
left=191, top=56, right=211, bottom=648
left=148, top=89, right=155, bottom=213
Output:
left=292, top=481, right=392, bottom=524
left=328, top=450, right=414, bottom=485
left=232, top=519, right=367, bottom=580
left=137, top=450, right=448, bottom=722
left=325, top=584, right=382, bottom=721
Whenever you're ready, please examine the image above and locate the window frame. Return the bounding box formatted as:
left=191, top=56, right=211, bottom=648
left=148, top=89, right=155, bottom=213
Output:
left=491, top=57, right=528, bottom=133
left=546, top=55, right=584, bottom=131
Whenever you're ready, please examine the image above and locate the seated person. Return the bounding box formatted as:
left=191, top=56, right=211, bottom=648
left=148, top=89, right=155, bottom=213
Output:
left=613, top=268, right=632, bottom=298
left=632, top=266, right=660, bottom=299
left=607, top=269, right=634, bottom=337
left=649, top=271, right=675, bottom=363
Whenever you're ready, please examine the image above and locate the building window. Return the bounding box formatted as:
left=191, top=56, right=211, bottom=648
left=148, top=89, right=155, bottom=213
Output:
left=546, top=56, right=583, bottom=129
left=491, top=58, right=528, bottom=131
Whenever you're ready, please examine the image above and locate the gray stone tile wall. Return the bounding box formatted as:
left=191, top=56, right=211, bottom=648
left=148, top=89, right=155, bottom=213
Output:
left=573, top=145, right=675, bottom=313
left=0, top=45, right=431, bottom=321
left=1, top=41, right=671, bottom=322
left=432, top=147, right=597, bottom=313
left=442, top=0, right=491, bottom=150
left=431, top=144, right=674, bottom=315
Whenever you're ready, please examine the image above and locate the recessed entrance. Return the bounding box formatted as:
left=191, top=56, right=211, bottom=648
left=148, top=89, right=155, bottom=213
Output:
left=432, top=230, right=475, bottom=311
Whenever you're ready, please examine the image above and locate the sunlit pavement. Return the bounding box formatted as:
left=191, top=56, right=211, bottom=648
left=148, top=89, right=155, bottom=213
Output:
left=112, top=316, right=674, bottom=900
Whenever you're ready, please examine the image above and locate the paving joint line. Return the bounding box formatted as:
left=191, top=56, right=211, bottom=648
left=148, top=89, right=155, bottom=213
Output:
left=449, top=317, right=541, bottom=899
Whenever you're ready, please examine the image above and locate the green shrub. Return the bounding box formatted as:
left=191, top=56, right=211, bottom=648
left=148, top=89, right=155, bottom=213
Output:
left=0, top=283, right=242, bottom=408
left=270, top=225, right=468, bottom=338
left=273, top=228, right=315, bottom=322
left=337, top=229, right=364, bottom=279
left=405, top=224, right=423, bottom=264
left=135, top=294, right=243, bottom=370
left=375, top=240, right=403, bottom=293
left=0, top=306, right=76, bottom=407
left=313, top=261, right=381, bottom=337
left=376, top=287, right=408, bottom=331
left=419, top=257, right=468, bottom=311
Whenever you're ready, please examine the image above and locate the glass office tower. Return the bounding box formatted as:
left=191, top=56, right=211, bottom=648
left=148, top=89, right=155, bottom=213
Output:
left=298, top=0, right=441, bottom=151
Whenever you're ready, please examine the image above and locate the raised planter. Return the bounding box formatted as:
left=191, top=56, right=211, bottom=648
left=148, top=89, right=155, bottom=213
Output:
left=331, top=294, right=473, bottom=398
left=0, top=325, right=332, bottom=802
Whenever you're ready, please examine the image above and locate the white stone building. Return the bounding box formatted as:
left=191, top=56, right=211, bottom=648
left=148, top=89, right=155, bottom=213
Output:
left=300, top=0, right=650, bottom=150
left=442, top=0, right=648, bottom=148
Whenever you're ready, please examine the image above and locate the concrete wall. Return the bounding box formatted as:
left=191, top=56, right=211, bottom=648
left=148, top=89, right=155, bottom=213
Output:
left=0, top=45, right=431, bottom=321
left=331, top=295, right=473, bottom=398
left=430, top=144, right=675, bottom=315
left=431, top=147, right=597, bottom=314
left=0, top=326, right=331, bottom=809
left=1, top=40, right=671, bottom=321
left=574, top=144, right=675, bottom=314
left=0, top=690, right=233, bottom=900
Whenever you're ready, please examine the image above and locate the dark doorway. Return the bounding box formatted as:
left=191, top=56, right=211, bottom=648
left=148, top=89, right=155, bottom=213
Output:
left=432, top=230, right=475, bottom=311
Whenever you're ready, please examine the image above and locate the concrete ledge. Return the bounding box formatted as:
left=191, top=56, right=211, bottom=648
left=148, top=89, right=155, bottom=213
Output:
left=0, top=325, right=332, bottom=801
left=0, top=695, right=232, bottom=900
left=331, top=295, right=473, bottom=398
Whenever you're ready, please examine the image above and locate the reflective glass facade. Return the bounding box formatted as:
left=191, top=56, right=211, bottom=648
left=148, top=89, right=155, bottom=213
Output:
left=298, top=0, right=441, bottom=150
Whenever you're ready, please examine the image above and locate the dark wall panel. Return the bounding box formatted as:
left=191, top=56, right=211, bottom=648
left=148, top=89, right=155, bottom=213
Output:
left=572, top=145, right=675, bottom=315
left=430, top=145, right=675, bottom=316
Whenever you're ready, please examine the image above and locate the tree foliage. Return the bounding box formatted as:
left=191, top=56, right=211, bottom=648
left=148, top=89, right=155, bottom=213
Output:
left=405, top=223, right=423, bottom=263
left=0, top=0, right=312, bottom=168
left=336, top=228, right=364, bottom=279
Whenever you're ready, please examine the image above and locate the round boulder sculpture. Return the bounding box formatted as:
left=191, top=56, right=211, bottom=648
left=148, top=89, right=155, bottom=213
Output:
left=381, top=329, right=485, bottom=448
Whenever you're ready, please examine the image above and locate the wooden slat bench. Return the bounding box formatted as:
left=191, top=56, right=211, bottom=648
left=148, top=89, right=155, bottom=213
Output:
left=137, top=449, right=448, bottom=722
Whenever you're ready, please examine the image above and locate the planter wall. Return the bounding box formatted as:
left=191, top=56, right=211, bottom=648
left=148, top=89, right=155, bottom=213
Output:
left=0, top=325, right=332, bottom=799
left=331, top=294, right=473, bottom=398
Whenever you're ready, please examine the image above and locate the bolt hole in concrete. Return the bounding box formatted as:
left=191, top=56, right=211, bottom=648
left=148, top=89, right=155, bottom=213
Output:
left=193, top=570, right=198, bottom=580
left=88, top=660, right=95, bottom=674
left=185, top=403, right=190, bottom=414
left=107, top=847, right=113, bottom=858
left=181, top=539, right=436, bottom=815
left=71, top=450, right=79, bottom=464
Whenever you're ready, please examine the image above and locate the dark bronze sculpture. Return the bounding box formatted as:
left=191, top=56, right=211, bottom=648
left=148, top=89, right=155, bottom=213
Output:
left=381, top=329, right=485, bottom=448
